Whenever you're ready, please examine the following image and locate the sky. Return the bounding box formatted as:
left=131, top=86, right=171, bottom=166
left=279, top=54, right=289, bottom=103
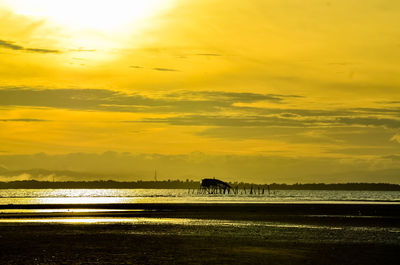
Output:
left=0, top=0, right=399, bottom=183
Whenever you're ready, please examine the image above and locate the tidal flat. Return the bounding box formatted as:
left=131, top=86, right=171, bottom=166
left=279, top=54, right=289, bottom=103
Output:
left=0, top=203, right=399, bottom=264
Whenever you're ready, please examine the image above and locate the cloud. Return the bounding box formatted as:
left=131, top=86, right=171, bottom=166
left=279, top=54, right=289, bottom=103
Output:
left=0, top=40, right=24, bottom=51
left=196, top=53, right=222, bottom=56
left=0, top=168, right=107, bottom=182
left=1, top=87, right=400, bottom=141
left=153, top=67, right=179, bottom=72
left=197, top=126, right=331, bottom=142
left=390, top=134, right=400, bottom=143
left=249, top=107, right=353, bottom=117
left=0, top=87, right=298, bottom=113
left=337, top=117, right=400, bottom=129
left=137, top=113, right=400, bottom=128
left=0, top=87, right=146, bottom=111
left=188, top=91, right=288, bottom=103
left=0, top=39, right=61, bottom=54
left=138, top=114, right=400, bottom=131
left=353, top=107, right=400, bottom=115
left=68, top=48, right=96, bottom=52
left=25, top=48, right=60, bottom=53
left=198, top=127, right=399, bottom=154
left=326, top=146, right=397, bottom=156
left=0, top=119, right=48, bottom=122
left=0, top=164, right=8, bottom=173
left=163, top=91, right=300, bottom=106
left=376, top=101, right=400, bottom=105
left=137, top=115, right=311, bottom=127
left=382, top=154, right=400, bottom=161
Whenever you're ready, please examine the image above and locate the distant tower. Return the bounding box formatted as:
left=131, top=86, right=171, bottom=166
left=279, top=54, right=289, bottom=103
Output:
left=154, top=169, right=157, bottom=182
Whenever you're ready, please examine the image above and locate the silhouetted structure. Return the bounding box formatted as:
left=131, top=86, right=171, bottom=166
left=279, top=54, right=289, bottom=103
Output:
left=200, top=178, right=232, bottom=194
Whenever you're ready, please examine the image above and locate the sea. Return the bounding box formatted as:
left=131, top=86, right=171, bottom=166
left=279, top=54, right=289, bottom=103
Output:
left=0, top=189, right=399, bottom=205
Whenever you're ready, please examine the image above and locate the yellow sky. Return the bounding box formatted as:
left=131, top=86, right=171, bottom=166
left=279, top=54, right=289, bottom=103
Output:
left=0, top=0, right=399, bottom=182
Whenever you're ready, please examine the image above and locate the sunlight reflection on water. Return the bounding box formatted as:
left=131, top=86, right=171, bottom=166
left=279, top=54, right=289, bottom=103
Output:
left=0, top=217, right=338, bottom=228
left=0, top=189, right=399, bottom=204
left=0, top=217, right=398, bottom=234
left=0, top=209, right=143, bottom=214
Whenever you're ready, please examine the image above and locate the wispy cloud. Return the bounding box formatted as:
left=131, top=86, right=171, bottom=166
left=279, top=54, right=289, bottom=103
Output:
left=68, top=48, right=96, bottom=52
left=382, top=154, right=400, bottom=161
left=390, top=134, right=400, bottom=144
left=153, top=67, right=179, bottom=72
left=337, top=117, right=400, bottom=129
left=129, top=65, right=144, bottom=69
left=0, top=39, right=61, bottom=54
left=136, top=114, right=400, bottom=130
left=137, top=115, right=311, bottom=127
left=0, top=87, right=295, bottom=113
left=196, top=53, right=222, bottom=56
left=2, top=87, right=400, bottom=150
left=0, top=119, right=49, bottom=122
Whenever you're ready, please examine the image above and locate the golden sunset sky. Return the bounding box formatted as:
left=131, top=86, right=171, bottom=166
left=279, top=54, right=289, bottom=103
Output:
left=0, top=0, right=399, bottom=183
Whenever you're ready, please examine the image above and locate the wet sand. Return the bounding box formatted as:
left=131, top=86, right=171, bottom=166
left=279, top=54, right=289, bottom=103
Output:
left=1, top=203, right=399, bottom=264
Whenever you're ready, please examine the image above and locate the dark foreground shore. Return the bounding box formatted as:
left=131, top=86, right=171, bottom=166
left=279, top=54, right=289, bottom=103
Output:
left=1, top=203, right=399, bottom=264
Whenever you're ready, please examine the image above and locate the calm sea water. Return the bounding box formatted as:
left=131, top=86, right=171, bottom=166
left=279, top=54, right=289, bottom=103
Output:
left=0, top=189, right=399, bottom=204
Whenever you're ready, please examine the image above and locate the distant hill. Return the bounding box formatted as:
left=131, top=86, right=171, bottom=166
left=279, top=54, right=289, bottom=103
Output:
left=0, top=180, right=399, bottom=191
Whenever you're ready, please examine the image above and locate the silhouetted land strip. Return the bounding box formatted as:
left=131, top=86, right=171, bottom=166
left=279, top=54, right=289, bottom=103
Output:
left=1, top=180, right=400, bottom=190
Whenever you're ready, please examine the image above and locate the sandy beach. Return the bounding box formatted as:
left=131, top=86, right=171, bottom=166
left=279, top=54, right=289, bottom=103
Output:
left=1, top=203, right=399, bottom=264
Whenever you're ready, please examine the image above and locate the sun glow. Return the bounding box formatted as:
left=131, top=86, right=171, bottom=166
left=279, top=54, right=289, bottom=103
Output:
left=2, top=0, right=174, bottom=54
left=4, top=0, right=172, bottom=32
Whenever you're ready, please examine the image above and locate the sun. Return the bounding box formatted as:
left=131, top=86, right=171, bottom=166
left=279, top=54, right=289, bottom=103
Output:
left=4, top=0, right=172, bottom=32
left=2, top=0, right=174, bottom=54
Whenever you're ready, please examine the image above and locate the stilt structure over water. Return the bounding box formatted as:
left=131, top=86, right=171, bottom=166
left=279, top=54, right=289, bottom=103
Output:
left=200, top=178, right=231, bottom=194
left=196, top=178, right=271, bottom=196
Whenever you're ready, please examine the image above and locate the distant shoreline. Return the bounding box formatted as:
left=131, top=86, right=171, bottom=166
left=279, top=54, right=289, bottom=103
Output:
left=0, top=180, right=399, bottom=191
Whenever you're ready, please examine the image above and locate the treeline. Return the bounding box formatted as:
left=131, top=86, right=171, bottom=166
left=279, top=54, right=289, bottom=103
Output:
left=0, top=180, right=400, bottom=191
left=267, top=183, right=400, bottom=191
left=0, top=180, right=201, bottom=189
